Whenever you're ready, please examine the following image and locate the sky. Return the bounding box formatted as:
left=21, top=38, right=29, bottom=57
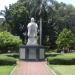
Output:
left=0, top=0, right=18, bottom=10
left=57, top=0, right=75, bottom=6
left=0, top=0, right=75, bottom=11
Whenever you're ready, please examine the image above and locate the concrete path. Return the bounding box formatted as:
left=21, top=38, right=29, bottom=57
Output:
left=13, top=61, right=55, bottom=75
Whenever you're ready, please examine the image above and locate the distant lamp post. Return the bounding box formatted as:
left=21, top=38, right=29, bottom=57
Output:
left=40, top=17, right=42, bottom=45
left=39, top=0, right=52, bottom=45
left=39, top=4, right=43, bottom=46
left=23, top=32, right=27, bottom=44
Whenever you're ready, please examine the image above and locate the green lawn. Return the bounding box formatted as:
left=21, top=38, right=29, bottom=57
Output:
left=49, top=65, right=75, bottom=75
left=0, top=66, right=14, bottom=75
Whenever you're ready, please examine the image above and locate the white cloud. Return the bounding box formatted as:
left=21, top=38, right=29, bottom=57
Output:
left=56, top=0, right=75, bottom=7
left=0, top=0, right=75, bottom=10
left=0, top=0, right=18, bottom=10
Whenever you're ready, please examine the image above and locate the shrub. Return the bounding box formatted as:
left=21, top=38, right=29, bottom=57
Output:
left=0, top=31, right=22, bottom=53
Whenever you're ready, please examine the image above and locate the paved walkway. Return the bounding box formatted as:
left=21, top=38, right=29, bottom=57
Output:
left=13, top=61, right=55, bottom=75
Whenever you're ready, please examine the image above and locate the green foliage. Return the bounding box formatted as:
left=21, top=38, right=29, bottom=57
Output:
left=52, top=2, right=75, bottom=32
left=4, top=2, right=29, bottom=43
left=3, top=0, right=75, bottom=47
left=47, top=53, right=75, bottom=65
left=0, top=31, right=22, bottom=52
left=4, top=0, right=55, bottom=45
left=56, top=28, right=75, bottom=49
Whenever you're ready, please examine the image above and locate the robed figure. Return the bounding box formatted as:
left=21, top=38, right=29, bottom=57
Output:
left=27, top=18, right=38, bottom=45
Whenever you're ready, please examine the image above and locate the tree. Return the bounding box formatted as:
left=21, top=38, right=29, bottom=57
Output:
left=56, top=28, right=75, bottom=52
left=50, top=2, right=75, bottom=34
left=4, top=0, right=75, bottom=49
left=4, top=0, right=55, bottom=45
left=4, top=3, right=29, bottom=43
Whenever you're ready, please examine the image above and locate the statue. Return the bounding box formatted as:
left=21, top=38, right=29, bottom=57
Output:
left=20, top=18, right=45, bottom=60
left=26, top=18, right=38, bottom=45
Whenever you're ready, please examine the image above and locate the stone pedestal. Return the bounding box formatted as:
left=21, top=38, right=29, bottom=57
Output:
left=19, top=45, right=45, bottom=60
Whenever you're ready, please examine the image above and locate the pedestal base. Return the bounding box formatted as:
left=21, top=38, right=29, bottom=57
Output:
left=19, top=45, right=45, bottom=60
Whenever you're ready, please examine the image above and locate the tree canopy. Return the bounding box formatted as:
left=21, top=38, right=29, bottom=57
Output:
left=1, top=0, right=75, bottom=48
left=56, top=28, right=75, bottom=50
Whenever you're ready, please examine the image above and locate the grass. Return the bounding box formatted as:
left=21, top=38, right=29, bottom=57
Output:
left=0, top=53, right=18, bottom=75
left=0, top=66, right=14, bottom=75
left=49, top=65, right=75, bottom=75
left=46, top=52, right=75, bottom=75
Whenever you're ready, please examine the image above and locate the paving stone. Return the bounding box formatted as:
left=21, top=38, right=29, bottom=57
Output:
left=13, top=61, right=55, bottom=75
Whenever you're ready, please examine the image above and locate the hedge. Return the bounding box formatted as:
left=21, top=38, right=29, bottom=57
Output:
left=47, top=53, right=75, bottom=65
left=0, top=54, right=17, bottom=65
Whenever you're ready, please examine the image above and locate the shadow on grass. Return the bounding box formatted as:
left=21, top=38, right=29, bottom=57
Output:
left=7, top=54, right=19, bottom=59
left=48, top=59, right=75, bottom=65
left=7, top=55, right=19, bottom=58
left=0, top=63, right=16, bottom=66
left=45, top=53, right=61, bottom=58
left=0, top=59, right=16, bottom=66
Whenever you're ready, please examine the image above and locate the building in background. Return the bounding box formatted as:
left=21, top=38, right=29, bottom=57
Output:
left=0, top=15, right=5, bottom=24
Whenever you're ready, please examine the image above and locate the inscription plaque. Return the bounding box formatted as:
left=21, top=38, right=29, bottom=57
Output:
left=29, top=48, right=36, bottom=59
left=20, top=48, right=25, bottom=59
left=40, top=49, right=44, bottom=59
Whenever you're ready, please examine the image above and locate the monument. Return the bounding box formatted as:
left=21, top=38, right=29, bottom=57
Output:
left=19, top=18, right=45, bottom=60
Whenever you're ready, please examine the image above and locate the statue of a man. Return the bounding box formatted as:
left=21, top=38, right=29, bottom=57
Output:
left=26, top=18, right=38, bottom=45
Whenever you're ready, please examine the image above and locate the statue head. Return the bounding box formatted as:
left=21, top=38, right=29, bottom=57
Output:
left=31, top=17, right=35, bottom=22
